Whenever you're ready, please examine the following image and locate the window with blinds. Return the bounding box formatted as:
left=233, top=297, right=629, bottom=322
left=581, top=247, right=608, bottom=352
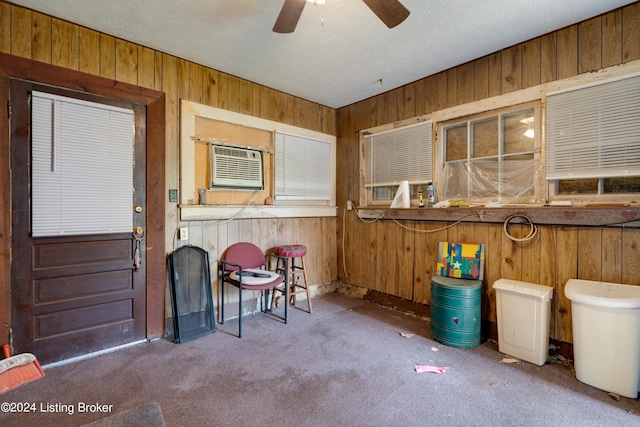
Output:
left=31, top=91, right=135, bottom=237
left=546, top=73, right=640, bottom=196
left=274, top=132, right=332, bottom=203
left=363, top=121, right=432, bottom=203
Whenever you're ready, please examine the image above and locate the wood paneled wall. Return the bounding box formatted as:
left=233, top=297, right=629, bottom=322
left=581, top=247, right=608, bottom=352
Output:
left=0, top=1, right=337, bottom=338
left=336, top=2, right=640, bottom=345
left=3, top=1, right=640, bottom=347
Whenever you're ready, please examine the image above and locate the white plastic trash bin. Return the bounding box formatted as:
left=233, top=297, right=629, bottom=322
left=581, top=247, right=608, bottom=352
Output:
left=565, top=279, right=640, bottom=398
left=493, top=279, right=553, bottom=366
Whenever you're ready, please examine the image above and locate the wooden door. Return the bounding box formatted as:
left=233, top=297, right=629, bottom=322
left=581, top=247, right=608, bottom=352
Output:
left=10, top=79, right=147, bottom=364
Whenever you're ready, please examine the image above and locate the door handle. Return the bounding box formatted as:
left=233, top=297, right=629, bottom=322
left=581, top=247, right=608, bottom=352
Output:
left=133, top=226, right=145, bottom=272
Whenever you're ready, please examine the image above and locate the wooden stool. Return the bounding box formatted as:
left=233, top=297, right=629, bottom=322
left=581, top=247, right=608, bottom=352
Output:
left=271, top=244, right=312, bottom=313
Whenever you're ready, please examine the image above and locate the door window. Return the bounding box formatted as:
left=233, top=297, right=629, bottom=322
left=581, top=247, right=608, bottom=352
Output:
left=31, top=91, right=135, bottom=237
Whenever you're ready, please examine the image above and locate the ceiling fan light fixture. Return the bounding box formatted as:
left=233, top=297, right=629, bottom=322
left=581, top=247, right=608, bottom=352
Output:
left=274, top=0, right=408, bottom=33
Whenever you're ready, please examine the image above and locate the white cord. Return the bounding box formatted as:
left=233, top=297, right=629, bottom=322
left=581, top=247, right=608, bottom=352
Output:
left=208, top=190, right=263, bottom=224
left=354, top=206, right=383, bottom=223
left=341, top=204, right=349, bottom=278
left=354, top=206, right=481, bottom=234
left=343, top=208, right=537, bottom=279
left=503, top=214, right=538, bottom=242
left=173, top=191, right=263, bottom=251
left=385, top=213, right=480, bottom=233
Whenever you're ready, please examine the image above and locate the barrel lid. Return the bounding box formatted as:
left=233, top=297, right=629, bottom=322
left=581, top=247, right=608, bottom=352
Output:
left=493, top=279, right=553, bottom=301
left=565, top=279, right=640, bottom=308
left=431, top=275, right=482, bottom=289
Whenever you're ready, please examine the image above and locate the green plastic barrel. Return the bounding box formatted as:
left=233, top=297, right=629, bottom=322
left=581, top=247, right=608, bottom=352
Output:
left=430, top=275, right=482, bottom=349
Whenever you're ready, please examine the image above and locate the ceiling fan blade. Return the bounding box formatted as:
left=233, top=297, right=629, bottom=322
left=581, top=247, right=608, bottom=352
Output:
left=273, top=0, right=307, bottom=33
left=362, top=0, right=410, bottom=28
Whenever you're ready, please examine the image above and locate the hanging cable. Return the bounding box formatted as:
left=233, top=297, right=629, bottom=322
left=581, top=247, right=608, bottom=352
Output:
left=503, top=214, right=538, bottom=242
left=341, top=204, right=349, bottom=278
left=353, top=206, right=485, bottom=234
left=208, top=190, right=263, bottom=225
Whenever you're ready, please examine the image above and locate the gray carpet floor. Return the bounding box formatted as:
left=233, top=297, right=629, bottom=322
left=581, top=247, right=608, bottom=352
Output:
left=1, top=292, right=638, bottom=426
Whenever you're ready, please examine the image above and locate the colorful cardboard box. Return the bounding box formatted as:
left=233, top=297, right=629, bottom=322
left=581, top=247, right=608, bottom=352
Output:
left=437, top=242, right=485, bottom=280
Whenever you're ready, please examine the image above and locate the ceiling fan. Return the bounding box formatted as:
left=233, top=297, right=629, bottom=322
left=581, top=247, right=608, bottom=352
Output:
left=273, top=0, right=410, bottom=33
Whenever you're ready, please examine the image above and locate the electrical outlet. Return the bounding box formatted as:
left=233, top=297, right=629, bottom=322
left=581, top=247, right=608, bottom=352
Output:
left=178, top=227, right=189, bottom=241
left=347, top=200, right=354, bottom=211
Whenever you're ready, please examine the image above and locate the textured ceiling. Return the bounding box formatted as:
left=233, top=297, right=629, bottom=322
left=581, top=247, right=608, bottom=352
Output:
left=7, top=0, right=637, bottom=108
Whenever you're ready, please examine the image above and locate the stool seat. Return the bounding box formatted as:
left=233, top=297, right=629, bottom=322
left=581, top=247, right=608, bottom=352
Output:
left=271, top=244, right=312, bottom=313
left=273, top=244, right=307, bottom=258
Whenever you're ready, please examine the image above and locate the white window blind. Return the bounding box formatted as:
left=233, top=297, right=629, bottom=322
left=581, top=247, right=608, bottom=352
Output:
left=31, top=91, right=134, bottom=237
left=546, top=73, right=640, bottom=180
left=364, top=121, right=432, bottom=187
left=275, top=132, right=331, bottom=202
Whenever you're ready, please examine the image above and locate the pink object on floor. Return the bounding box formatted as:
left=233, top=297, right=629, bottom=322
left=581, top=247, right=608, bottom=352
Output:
left=414, top=365, right=449, bottom=374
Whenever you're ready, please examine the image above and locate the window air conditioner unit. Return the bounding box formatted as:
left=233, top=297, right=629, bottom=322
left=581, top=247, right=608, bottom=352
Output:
left=210, top=145, right=264, bottom=190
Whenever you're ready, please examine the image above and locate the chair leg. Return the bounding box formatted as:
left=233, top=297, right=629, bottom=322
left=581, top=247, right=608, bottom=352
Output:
left=284, top=270, right=288, bottom=324
left=301, top=256, right=312, bottom=313
left=271, top=257, right=313, bottom=313
left=220, top=280, right=225, bottom=324
left=287, top=256, right=312, bottom=313
left=270, top=257, right=286, bottom=311
left=290, top=257, right=297, bottom=306
left=238, top=285, right=242, bottom=338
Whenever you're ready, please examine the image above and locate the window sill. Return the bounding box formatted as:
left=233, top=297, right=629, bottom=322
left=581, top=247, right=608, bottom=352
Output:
left=180, top=204, right=337, bottom=221
left=355, top=205, right=640, bottom=228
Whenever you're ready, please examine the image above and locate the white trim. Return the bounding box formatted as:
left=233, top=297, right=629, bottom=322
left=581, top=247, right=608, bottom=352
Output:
left=180, top=100, right=336, bottom=208
left=182, top=101, right=331, bottom=140
left=546, top=70, right=640, bottom=97
left=42, top=339, right=147, bottom=369
left=180, top=205, right=337, bottom=221
left=360, top=114, right=431, bottom=136
left=195, top=136, right=273, bottom=153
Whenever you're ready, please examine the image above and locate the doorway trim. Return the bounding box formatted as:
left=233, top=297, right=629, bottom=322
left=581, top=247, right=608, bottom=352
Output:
left=0, top=52, right=166, bottom=345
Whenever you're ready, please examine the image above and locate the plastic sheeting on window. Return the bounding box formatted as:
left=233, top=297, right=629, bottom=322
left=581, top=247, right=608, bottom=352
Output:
left=438, top=158, right=541, bottom=205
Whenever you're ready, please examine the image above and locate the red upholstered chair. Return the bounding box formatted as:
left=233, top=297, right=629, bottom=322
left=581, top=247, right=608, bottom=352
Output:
left=270, top=244, right=312, bottom=313
left=219, top=242, right=288, bottom=338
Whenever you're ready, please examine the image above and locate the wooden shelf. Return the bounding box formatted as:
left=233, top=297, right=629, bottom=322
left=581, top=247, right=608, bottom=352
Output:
left=354, top=205, right=640, bottom=228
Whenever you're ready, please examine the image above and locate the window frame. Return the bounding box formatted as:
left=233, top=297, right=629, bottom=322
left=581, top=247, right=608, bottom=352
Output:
left=274, top=131, right=333, bottom=206
left=179, top=100, right=337, bottom=220
left=546, top=72, right=640, bottom=204
left=436, top=101, right=543, bottom=205
left=356, top=63, right=640, bottom=210
left=359, top=116, right=433, bottom=207
left=31, top=91, right=135, bottom=237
